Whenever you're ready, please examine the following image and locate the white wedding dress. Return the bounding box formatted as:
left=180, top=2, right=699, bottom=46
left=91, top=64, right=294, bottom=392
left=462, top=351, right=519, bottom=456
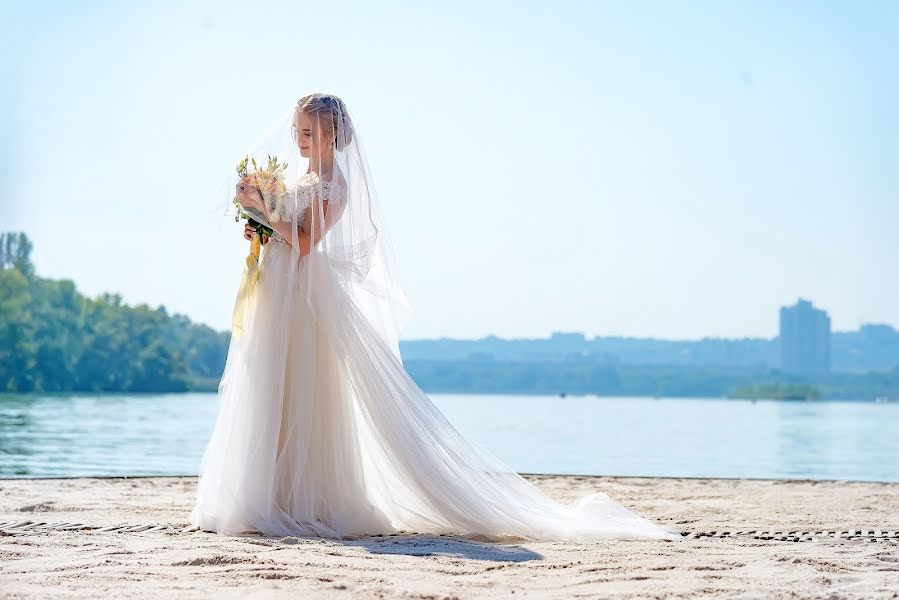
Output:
left=190, top=174, right=682, bottom=543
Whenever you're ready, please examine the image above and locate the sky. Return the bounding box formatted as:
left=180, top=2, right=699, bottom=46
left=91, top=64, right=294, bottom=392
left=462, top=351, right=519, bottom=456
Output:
left=2, top=0, right=897, bottom=340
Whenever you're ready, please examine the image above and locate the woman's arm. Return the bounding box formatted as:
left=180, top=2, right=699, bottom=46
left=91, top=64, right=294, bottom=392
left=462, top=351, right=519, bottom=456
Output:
left=237, top=180, right=341, bottom=257
left=265, top=199, right=329, bottom=257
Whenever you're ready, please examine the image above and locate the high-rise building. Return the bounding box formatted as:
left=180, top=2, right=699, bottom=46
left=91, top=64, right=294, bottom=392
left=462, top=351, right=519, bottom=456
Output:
left=779, top=299, right=831, bottom=375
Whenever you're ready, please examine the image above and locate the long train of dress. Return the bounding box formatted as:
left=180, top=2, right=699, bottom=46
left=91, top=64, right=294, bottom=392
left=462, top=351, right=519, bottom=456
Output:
left=189, top=234, right=682, bottom=543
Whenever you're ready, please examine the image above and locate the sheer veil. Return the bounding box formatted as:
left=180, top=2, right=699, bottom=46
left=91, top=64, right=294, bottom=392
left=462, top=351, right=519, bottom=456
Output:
left=195, top=93, right=682, bottom=543
left=223, top=94, right=412, bottom=361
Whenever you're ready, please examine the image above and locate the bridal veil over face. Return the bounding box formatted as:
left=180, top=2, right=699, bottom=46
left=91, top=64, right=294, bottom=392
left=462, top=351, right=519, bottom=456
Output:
left=224, top=94, right=412, bottom=359
left=192, top=93, right=682, bottom=543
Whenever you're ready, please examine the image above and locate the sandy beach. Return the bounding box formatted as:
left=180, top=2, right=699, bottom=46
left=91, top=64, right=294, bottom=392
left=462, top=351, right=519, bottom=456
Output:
left=1, top=474, right=897, bottom=599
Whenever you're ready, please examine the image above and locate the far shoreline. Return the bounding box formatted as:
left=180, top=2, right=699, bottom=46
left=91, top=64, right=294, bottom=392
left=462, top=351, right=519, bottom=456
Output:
left=3, top=390, right=896, bottom=402
left=4, top=472, right=899, bottom=486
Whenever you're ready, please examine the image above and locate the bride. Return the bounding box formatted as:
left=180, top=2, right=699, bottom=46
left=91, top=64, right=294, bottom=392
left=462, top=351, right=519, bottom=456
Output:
left=189, top=93, right=682, bottom=543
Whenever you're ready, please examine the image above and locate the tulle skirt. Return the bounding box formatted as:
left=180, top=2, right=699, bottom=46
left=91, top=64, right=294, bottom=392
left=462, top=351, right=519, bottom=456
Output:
left=189, top=238, right=682, bottom=542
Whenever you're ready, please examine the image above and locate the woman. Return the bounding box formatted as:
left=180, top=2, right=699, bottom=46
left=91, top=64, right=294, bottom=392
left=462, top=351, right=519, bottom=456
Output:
left=189, top=93, right=682, bottom=543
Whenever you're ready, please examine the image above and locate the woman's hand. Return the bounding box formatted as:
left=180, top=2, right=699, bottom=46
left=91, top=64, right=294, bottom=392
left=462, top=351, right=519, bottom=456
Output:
left=235, top=178, right=263, bottom=210
left=243, top=223, right=269, bottom=245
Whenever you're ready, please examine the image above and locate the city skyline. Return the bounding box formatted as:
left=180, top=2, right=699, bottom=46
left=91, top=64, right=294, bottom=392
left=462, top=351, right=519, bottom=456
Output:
left=6, top=233, right=899, bottom=341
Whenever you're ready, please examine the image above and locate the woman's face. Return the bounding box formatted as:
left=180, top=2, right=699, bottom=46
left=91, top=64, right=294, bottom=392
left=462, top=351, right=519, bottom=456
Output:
left=293, top=110, right=325, bottom=159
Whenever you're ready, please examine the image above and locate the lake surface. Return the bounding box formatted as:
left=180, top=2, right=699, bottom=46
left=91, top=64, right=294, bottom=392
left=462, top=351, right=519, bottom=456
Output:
left=1, top=393, right=896, bottom=481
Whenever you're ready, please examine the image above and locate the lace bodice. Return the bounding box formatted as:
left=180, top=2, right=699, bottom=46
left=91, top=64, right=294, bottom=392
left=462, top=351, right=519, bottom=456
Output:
left=266, top=172, right=342, bottom=246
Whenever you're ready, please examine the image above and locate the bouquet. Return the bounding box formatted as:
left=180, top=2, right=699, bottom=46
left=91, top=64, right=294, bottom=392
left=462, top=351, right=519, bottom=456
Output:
left=230, top=154, right=287, bottom=338
left=232, top=154, right=289, bottom=240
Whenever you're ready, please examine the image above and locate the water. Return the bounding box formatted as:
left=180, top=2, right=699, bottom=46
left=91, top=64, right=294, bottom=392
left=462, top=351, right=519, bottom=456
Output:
left=0, top=393, right=896, bottom=481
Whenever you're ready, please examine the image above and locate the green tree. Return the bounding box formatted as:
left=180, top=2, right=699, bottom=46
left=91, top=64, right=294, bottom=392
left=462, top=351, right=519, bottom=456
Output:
left=1, top=232, right=36, bottom=280
left=0, top=268, right=36, bottom=391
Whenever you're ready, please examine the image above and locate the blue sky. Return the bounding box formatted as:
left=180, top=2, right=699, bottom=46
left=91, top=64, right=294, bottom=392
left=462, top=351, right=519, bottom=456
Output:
left=3, top=0, right=897, bottom=340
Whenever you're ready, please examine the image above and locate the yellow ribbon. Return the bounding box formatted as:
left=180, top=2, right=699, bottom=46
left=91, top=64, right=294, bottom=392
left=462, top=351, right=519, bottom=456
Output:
left=231, top=233, right=262, bottom=339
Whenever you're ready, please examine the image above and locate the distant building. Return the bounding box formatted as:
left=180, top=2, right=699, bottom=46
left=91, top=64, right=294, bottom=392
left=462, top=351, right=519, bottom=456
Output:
left=779, top=299, right=831, bottom=375
left=550, top=331, right=587, bottom=345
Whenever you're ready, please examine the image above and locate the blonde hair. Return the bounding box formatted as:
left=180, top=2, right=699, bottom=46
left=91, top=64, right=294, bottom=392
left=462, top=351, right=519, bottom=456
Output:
left=297, top=93, right=354, bottom=151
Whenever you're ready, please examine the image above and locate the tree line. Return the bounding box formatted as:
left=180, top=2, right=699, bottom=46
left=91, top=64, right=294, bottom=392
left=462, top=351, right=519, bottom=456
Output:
left=0, top=232, right=228, bottom=393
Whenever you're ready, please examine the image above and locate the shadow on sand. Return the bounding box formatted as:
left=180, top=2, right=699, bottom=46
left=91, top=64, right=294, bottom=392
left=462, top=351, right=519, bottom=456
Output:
left=336, top=533, right=544, bottom=562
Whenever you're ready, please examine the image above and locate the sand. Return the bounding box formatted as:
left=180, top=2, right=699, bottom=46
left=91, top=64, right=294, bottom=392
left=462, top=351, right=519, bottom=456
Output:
left=1, top=474, right=897, bottom=599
